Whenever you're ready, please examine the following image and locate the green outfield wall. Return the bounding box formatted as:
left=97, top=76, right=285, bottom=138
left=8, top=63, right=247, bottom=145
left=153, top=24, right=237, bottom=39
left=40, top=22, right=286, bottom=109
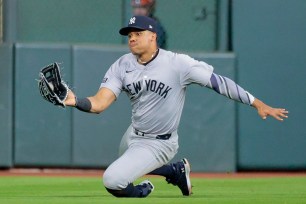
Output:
left=233, top=0, right=306, bottom=170
left=0, top=44, right=13, bottom=167
left=13, top=44, right=73, bottom=167
left=3, top=0, right=217, bottom=52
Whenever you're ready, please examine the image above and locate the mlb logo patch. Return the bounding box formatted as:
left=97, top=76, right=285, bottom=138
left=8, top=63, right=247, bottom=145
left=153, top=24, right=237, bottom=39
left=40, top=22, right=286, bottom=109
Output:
left=102, top=77, right=108, bottom=83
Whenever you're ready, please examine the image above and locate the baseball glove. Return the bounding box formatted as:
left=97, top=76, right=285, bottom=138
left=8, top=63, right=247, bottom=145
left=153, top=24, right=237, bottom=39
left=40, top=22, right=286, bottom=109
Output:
left=38, top=62, right=69, bottom=107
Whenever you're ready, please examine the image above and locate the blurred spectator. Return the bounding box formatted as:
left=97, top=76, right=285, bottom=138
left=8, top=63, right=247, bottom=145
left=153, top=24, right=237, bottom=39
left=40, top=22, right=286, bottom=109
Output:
left=131, top=0, right=167, bottom=48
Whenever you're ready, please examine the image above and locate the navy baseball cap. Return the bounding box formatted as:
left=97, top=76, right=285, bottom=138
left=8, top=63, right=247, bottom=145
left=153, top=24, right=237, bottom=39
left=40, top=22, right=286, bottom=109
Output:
left=119, top=16, right=157, bottom=36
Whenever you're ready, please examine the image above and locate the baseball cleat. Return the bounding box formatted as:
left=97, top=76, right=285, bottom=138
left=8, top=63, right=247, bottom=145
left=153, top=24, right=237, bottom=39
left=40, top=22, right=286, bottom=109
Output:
left=166, top=158, right=192, bottom=196
left=136, top=180, right=155, bottom=197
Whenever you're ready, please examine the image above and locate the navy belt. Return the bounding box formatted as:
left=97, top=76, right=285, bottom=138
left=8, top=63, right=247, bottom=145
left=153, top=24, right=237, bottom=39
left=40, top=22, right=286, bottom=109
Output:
left=133, top=129, right=172, bottom=140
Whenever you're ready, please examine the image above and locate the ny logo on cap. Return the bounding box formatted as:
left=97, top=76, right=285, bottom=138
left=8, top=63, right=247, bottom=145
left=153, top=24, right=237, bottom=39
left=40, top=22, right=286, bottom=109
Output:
left=129, top=17, right=136, bottom=25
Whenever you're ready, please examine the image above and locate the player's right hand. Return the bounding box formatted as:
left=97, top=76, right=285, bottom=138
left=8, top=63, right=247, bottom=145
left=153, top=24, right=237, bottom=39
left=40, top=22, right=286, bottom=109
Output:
left=64, top=89, right=77, bottom=107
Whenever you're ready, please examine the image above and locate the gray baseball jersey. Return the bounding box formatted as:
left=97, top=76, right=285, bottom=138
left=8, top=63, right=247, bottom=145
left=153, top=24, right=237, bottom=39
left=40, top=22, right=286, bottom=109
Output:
left=100, top=49, right=213, bottom=135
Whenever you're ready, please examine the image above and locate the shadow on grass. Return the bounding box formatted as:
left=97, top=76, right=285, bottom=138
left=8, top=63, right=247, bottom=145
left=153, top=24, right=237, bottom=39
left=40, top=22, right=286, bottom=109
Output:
left=2, top=195, right=107, bottom=198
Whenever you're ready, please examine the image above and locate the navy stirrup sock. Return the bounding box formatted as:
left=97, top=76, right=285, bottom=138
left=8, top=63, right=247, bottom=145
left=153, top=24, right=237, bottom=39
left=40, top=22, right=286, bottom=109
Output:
left=149, top=164, right=175, bottom=178
left=106, top=183, right=148, bottom=198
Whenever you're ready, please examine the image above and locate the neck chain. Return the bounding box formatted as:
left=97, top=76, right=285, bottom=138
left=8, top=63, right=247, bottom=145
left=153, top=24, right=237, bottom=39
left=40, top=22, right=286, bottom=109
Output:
left=138, top=49, right=158, bottom=64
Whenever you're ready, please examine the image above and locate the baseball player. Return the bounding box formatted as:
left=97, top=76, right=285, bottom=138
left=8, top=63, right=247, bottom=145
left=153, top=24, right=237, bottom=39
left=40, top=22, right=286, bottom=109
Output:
left=63, top=16, right=288, bottom=198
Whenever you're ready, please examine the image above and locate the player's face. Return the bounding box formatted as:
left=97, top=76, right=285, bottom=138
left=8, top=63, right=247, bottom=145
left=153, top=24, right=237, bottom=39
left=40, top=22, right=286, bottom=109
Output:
left=128, top=30, right=157, bottom=55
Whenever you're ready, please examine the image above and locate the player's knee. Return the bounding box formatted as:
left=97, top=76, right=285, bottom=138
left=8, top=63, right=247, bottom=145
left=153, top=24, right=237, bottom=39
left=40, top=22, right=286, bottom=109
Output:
left=103, top=168, right=126, bottom=190
left=103, top=169, right=117, bottom=189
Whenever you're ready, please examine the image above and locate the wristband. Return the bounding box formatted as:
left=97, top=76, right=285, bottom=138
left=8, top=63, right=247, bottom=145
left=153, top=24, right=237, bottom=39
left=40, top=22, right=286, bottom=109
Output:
left=75, top=97, right=92, bottom=112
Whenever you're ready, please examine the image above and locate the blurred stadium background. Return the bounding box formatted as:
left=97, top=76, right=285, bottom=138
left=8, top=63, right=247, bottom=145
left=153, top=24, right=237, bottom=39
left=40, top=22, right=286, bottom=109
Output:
left=0, top=0, right=305, bottom=172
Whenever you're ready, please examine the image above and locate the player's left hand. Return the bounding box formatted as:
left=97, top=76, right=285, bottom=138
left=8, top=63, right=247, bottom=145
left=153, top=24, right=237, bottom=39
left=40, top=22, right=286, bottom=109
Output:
left=252, top=98, right=289, bottom=121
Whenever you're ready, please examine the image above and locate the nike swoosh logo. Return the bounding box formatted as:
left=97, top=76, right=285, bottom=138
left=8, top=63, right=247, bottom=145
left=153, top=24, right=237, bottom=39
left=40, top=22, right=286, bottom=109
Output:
left=126, top=70, right=135, bottom=73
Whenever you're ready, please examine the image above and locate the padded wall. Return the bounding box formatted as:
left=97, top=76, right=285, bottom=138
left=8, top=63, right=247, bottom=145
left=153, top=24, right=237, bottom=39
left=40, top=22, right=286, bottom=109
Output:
left=155, top=0, right=217, bottom=51
left=14, top=43, right=72, bottom=166
left=72, top=46, right=131, bottom=167
left=0, top=44, right=13, bottom=167
left=233, top=0, right=306, bottom=170
left=6, top=0, right=218, bottom=52
left=16, top=0, right=123, bottom=44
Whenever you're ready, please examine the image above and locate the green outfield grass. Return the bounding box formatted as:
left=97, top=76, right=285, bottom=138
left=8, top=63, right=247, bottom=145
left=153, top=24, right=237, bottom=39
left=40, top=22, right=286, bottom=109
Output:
left=0, top=176, right=306, bottom=204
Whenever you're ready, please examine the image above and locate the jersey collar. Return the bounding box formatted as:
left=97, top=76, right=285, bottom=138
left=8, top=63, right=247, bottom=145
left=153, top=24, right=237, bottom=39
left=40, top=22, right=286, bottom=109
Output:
left=138, top=49, right=159, bottom=66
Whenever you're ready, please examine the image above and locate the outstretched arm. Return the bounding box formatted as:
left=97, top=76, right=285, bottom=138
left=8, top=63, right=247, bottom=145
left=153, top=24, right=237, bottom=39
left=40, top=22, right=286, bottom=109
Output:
left=206, top=73, right=288, bottom=121
left=64, top=87, right=116, bottom=114
left=206, top=73, right=254, bottom=105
